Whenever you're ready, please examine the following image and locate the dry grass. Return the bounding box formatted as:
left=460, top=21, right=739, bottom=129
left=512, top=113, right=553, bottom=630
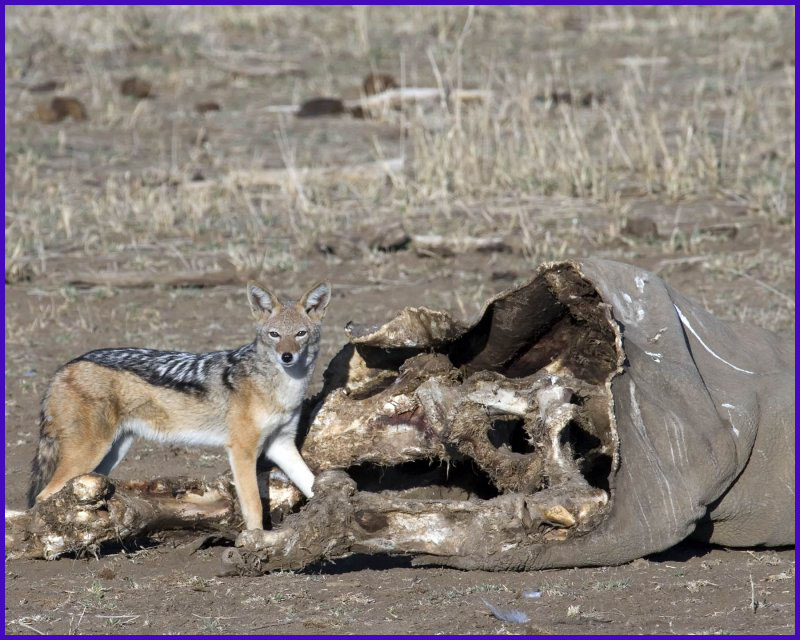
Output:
left=5, top=4, right=794, bottom=335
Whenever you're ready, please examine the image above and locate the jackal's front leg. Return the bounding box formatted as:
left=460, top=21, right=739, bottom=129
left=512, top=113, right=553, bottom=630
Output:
left=263, top=426, right=315, bottom=498
left=226, top=445, right=263, bottom=530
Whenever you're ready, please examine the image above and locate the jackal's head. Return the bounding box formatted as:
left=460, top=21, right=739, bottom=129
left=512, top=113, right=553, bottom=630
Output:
left=247, top=281, right=332, bottom=371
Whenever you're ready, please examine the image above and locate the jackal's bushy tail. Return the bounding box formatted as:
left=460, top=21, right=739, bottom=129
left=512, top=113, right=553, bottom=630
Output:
left=27, top=412, right=60, bottom=508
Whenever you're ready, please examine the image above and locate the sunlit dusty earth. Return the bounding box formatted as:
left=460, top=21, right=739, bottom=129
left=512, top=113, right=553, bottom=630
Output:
left=5, top=5, right=794, bottom=634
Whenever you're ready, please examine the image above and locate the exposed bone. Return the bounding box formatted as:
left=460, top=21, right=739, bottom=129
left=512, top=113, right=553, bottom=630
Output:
left=9, top=262, right=622, bottom=570
left=300, top=355, right=581, bottom=497
left=345, top=307, right=465, bottom=348
left=6, top=474, right=242, bottom=560
left=467, top=383, right=530, bottom=417
left=541, top=504, right=576, bottom=528
left=221, top=470, right=607, bottom=575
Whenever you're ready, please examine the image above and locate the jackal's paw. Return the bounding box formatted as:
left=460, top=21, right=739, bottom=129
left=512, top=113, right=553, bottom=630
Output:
left=236, top=528, right=290, bottom=551
left=235, top=528, right=269, bottom=550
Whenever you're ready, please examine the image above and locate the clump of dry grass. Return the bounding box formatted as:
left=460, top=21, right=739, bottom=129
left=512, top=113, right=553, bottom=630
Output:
left=400, top=41, right=793, bottom=216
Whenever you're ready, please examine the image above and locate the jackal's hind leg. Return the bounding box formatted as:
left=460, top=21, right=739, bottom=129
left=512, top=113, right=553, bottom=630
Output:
left=36, top=430, right=118, bottom=503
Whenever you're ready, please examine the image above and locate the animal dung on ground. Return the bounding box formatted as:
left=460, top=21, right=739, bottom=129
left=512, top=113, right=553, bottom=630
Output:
left=120, top=76, right=153, bottom=99
left=362, top=72, right=398, bottom=96
left=27, top=80, right=61, bottom=93
left=352, top=73, right=400, bottom=116
left=195, top=101, right=221, bottom=113
left=5, top=260, right=34, bottom=284
left=314, top=222, right=410, bottom=259
left=368, top=222, right=411, bottom=252
left=622, top=216, right=660, bottom=239
left=32, top=96, right=88, bottom=123
left=536, top=90, right=605, bottom=107
left=97, top=567, right=115, bottom=580
left=296, top=97, right=345, bottom=118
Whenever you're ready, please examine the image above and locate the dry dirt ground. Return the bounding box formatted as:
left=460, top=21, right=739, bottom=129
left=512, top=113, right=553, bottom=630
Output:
left=4, top=6, right=795, bottom=635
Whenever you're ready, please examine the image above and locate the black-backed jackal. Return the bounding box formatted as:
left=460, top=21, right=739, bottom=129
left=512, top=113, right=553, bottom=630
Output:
left=28, top=282, right=331, bottom=531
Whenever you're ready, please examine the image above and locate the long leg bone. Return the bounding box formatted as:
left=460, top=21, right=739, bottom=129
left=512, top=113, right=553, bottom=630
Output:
left=222, top=470, right=608, bottom=575
left=6, top=474, right=241, bottom=560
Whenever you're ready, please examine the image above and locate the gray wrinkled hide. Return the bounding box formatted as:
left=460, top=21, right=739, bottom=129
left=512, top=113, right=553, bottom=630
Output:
left=465, top=258, right=794, bottom=570
left=344, top=258, right=794, bottom=570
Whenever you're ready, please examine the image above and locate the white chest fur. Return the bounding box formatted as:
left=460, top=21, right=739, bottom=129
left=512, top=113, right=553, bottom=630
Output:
left=258, top=366, right=309, bottom=435
left=275, top=367, right=309, bottom=408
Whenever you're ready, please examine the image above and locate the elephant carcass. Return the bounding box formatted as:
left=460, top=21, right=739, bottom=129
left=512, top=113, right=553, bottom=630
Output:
left=225, top=258, right=794, bottom=573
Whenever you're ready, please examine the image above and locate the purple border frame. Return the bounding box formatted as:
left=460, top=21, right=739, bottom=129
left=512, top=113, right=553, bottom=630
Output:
left=2, top=3, right=796, bottom=638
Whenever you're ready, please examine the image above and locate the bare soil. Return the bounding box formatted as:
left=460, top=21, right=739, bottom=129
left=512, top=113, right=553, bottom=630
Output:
left=4, top=542, right=795, bottom=635
left=5, top=6, right=794, bottom=635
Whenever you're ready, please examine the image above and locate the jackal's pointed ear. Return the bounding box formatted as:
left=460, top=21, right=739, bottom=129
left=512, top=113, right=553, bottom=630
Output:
left=301, top=282, right=332, bottom=321
left=247, top=282, right=280, bottom=317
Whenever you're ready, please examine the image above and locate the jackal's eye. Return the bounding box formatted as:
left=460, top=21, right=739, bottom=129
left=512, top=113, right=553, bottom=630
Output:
left=268, top=331, right=280, bottom=339
left=296, top=330, right=307, bottom=337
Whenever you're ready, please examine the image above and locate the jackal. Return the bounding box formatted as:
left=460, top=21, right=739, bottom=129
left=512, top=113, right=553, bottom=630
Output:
left=28, top=281, right=331, bottom=531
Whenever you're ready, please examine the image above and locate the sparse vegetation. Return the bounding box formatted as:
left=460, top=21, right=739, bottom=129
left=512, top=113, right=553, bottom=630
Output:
left=4, top=6, right=794, bottom=333
left=590, top=578, right=632, bottom=591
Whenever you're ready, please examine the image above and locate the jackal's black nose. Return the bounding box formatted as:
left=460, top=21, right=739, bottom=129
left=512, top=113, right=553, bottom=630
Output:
left=281, top=352, right=293, bottom=364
